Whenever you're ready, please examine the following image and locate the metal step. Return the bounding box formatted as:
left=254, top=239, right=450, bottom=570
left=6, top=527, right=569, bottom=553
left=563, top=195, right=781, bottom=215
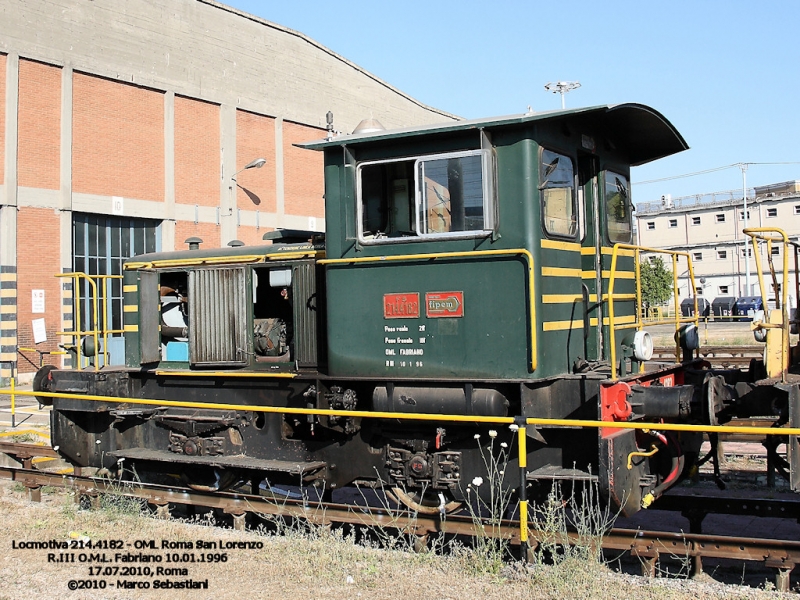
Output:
left=526, top=465, right=598, bottom=482
left=108, top=448, right=326, bottom=476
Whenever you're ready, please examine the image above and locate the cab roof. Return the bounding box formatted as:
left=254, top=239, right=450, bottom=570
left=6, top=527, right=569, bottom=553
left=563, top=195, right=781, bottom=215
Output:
left=298, top=103, right=688, bottom=167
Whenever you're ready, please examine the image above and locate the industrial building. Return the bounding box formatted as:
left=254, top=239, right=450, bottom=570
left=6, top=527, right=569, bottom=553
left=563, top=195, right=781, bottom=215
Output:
left=0, top=0, right=455, bottom=382
left=635, top=180, right=800, bottom=306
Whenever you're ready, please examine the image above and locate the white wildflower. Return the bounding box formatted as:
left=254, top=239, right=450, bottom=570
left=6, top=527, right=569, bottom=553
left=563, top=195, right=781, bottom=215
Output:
left=473, top=433, right=481, bottom=440
left=509, top=424, right=519, bottom=432
left=488, top=429, right=497, bottom=438
left=500, top=442, right=508, bottom=448
left=472, top=476, right=484, bottom=487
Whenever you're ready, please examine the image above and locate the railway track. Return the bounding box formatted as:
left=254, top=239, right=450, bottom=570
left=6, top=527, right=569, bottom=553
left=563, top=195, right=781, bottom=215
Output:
left=653, top=345, right=763, bottom=369
left=1, top=441, right=798, bottom=591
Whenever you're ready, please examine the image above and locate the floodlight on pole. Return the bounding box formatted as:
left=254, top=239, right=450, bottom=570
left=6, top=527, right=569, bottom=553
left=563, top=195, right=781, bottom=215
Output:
left=544, top=81, right=581, bottom=109
left=738, top=162, right=750, bottom=296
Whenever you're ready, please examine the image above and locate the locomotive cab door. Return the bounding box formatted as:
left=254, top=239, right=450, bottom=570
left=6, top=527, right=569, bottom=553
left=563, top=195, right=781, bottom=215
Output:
left=578, top=154, right=603, bottom=361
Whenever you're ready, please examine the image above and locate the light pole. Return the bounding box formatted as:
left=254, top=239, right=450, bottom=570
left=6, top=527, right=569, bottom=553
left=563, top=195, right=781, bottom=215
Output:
left=738, top=163, right=750, bottom=295
left=544, top=81, right=581, bottom=109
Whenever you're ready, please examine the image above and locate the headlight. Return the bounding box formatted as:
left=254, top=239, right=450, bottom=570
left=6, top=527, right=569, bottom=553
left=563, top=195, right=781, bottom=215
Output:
left=632, top=330, right=654, bottom=361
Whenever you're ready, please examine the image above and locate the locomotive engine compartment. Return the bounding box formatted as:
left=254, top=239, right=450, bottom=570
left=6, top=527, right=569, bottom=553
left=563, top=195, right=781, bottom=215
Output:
left=36, top=104, right=800, bottom=517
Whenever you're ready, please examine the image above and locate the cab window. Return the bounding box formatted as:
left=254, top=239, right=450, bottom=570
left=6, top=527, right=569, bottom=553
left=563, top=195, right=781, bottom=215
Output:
left=605, top=171, right=632, bottom=243
left=357, top=149, right=494, bottom=243
left=540, top=149, right=576, bottom=238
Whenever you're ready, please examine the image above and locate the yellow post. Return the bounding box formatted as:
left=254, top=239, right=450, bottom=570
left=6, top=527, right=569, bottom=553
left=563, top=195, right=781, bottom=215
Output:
left=517, top=421, right=528, bottom=561
left=10, top=375, right=15, bottom=428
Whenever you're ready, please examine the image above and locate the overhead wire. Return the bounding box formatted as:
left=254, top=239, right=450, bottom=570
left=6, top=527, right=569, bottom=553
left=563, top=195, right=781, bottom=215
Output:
left=634, top=161, right=800, bottom=186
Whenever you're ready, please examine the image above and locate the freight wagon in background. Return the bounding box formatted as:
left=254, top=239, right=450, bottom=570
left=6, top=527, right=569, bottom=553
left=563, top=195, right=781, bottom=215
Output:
left=36, top=104, right=799, bottom=515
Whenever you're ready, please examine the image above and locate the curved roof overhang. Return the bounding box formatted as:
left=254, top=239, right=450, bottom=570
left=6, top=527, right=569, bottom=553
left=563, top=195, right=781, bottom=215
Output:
left=299, top=103, right=688, bottom=166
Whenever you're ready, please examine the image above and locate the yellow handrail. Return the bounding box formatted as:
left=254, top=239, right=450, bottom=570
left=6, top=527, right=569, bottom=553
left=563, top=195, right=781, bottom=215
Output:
left=608, top=244, right=698, bottom=380
left=56, top=272, right=123, bottom=371
left=743, top=227, right=797, bottom=381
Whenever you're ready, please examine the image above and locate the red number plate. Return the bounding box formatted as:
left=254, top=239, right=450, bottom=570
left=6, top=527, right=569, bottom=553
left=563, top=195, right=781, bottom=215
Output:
left=383, top=293, right=420, bottom=319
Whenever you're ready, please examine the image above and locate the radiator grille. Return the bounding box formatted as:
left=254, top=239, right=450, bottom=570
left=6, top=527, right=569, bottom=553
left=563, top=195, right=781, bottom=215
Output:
left=189, top=268, right=248, bottom=366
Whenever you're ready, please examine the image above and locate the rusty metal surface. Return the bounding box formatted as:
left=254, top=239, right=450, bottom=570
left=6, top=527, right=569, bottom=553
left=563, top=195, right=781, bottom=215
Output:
left=108, top=448, right=327, bottom=474
left=2, top=461, right=800, bottom=570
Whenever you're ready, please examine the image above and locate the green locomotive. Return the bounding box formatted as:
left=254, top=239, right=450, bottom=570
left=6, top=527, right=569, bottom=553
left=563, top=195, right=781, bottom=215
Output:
left=38, top=104, right=799, bottom=515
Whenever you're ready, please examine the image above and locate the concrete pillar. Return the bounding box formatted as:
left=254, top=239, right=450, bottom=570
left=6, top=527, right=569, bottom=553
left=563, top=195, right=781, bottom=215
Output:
left=219, top=104, right=237, bottom=246
left=274, top=117, right=284, bottom=228
left=59, top=64, right=73, bottom=368
left=162, top=91, right=176, bottom=251
left=1, top=53, right=19, bottom=384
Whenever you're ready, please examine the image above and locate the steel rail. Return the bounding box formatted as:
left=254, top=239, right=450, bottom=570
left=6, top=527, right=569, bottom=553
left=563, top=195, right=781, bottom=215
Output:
left=0, top=452, right=798, bottom=590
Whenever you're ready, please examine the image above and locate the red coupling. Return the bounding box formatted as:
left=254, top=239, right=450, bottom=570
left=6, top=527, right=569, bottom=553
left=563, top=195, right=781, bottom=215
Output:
left=601, top=382, right=633, bottom=421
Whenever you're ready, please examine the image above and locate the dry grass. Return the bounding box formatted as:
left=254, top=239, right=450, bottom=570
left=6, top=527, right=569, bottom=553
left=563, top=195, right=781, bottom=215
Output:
left=0, top=480, right=792, bottom=600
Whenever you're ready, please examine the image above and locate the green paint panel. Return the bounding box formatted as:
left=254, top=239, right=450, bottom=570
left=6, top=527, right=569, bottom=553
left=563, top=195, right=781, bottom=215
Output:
left=326, top=258, right=530, bottom=379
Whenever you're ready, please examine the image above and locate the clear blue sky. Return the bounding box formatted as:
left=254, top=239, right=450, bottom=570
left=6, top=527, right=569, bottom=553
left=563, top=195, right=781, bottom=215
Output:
left=227, top=1, right=800, bottom=204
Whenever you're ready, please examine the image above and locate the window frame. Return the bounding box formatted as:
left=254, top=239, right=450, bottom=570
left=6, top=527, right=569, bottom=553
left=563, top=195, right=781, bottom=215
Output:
left=539, top=147, right=578, bottom=241
left=692, top=251, right=703, bottom=261
left=668, top=218, right=678, bottom=228
left=719, top=285, right=729, bottom=295
left=355, top=148, right=495, bottom=245
left=647, top=221, right=655, bottom=230
left=766, top=207, right=778, bottom=218
left=717, top=250, right=727, bottom=260
left=716, top=213, right=726, bottom=223
left=603, top=169, right=633, bottom=244
left=691, top=216, right=701, bottom=226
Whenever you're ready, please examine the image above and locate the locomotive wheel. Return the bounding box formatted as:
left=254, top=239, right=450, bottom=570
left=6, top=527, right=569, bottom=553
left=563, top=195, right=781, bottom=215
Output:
left=180, top=467, right=240, bottom=492
left=388, top=487, right=462, bottom=515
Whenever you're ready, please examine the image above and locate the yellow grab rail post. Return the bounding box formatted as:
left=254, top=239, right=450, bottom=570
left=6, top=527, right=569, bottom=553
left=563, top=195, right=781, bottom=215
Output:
left=608, top=244, right=698, bottom=379
left=55, top=273, right=123, bottom=371
left=743, top=228, right=792, bottom=381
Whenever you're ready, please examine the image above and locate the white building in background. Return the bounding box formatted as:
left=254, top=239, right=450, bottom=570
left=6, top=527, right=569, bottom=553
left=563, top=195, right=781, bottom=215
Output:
left=635, top=180, right=800, bottom=305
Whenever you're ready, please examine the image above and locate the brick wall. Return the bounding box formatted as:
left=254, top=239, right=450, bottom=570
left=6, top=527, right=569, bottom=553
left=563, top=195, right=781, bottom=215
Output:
left=232, top=225, right=272, bottom=247
left=235, top=110, right=275, bottom=213
left=18, top=59, right=61, bottom=190
left=174, top=220, right=220, bottom=250
left=72, top=73, right=164, bottom=201
left=283, top=120, right=325, bottom=219
left=0, top=53, right=6, bottom=185
left=16, top=207, right=62, bottom=372
left=175, top=95, right=220, bottom=207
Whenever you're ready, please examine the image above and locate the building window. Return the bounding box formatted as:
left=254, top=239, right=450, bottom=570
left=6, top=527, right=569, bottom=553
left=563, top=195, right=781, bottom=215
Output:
left=647, top=221, right=655, bottom=230
left=73, top=213, right=160, bottom=336
left=693, top=252, right=702, bottom=261
left=668, top=218, right=678, bottom=228
left=717, top=250, right=727, bottom=260
left=696, top=287, right=704, bottom=296
left=691, top=216, right=701, bottom=225
left=719, top=285, right=729, bottom=295
left=739, top=210, right=750, bottom=220
left=716, top=213, right=725, bottom=223
left=795, top=205, right=800, bottom=215
left=741, top=248, right=752, bottom=257
left=771, top=246, right=780, bottom=255
left=767, top=207, right=778, bottom=218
